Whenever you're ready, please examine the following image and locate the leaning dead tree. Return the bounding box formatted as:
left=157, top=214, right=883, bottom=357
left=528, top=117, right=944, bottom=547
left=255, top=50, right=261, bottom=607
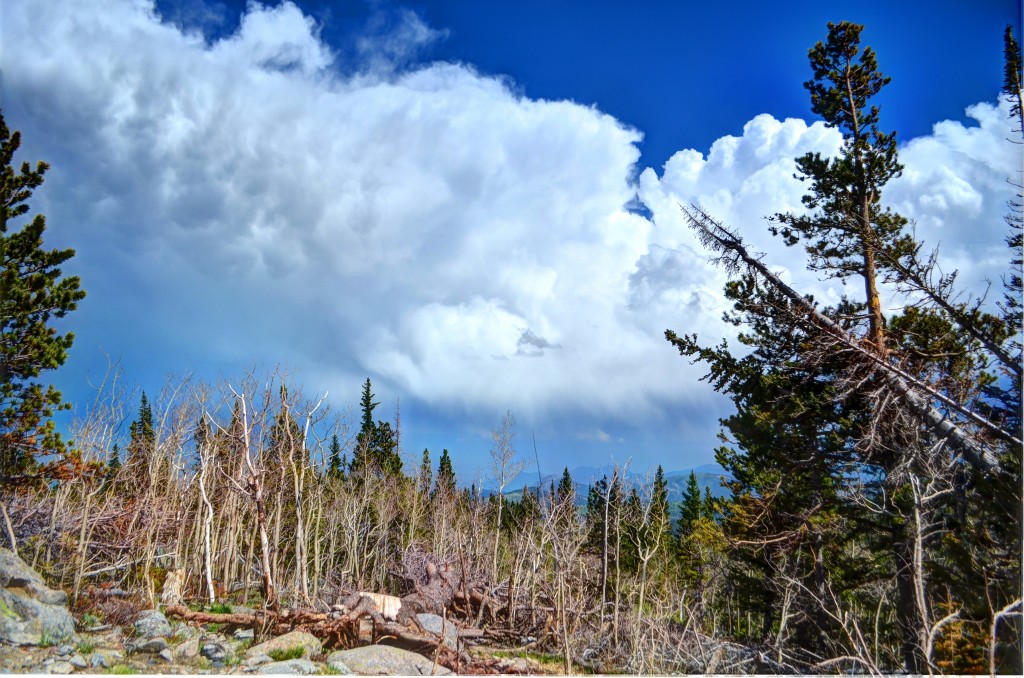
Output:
left=676, top=204, right=1020, bottom=479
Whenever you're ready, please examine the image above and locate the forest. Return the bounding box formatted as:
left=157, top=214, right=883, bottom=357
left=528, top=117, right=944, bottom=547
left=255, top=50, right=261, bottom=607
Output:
left=0, top=20, right=1021, bottom=676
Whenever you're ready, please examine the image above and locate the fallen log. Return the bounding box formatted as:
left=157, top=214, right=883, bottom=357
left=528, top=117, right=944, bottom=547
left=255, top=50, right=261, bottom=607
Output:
left=164, top=605, right=359, bottom=649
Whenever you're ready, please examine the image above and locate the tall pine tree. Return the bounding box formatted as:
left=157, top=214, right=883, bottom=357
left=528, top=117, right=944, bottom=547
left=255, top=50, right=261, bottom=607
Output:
left=0, top=111, right=86, bottom=485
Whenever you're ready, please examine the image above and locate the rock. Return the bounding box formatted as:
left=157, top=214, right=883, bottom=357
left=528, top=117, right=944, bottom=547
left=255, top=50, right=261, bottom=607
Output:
left=234, top=627, right=255, bottom=641
left=44, top=660, right=75, bottom=674
left=133, top=636, right=169, bottom=654
left=0, top=547, right=78, bottom=646
left=498, top=657, right=532, bottom=674
left=132, top=609, right=171, bottom=639
left=159, top=569, right=185, bottom=607
left=69, top=653, right=88, bottom=669
left=322, top=652, right=354, bottom=674
left=56, top=643, right=74, bottom=656
left=416, top=613, right=459, bottom=650
left=244, top=630, right=321, bottom=659
left=89, top=653, right=108, bottom=668
left=243, top=653, right=273, bottom=667
left=326, top=645, right=452, bottom=676
left=158, top=648, right=173, bottom=662
left=252, top=658, right=319, bottom=674
left=200, top=640, right=227, bottom=663
left=173, top=637, right=201, bottom=661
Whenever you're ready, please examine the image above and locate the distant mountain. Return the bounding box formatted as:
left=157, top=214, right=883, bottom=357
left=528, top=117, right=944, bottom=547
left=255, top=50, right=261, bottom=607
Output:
left=492, top=464, right=732, bottom=515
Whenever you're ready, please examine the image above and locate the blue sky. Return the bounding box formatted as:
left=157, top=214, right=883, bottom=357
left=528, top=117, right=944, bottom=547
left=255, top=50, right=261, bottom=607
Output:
left=3, top=0, right=1021, bottom=482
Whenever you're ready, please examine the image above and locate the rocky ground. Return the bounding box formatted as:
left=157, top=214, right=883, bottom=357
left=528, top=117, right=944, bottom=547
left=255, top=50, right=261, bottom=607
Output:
left=0, top=547, right=543, bottom=675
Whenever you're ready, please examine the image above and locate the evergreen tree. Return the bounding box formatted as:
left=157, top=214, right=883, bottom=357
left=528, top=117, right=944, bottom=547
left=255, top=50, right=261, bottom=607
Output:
left=586, top=475, right=610, bottom=549
left=652, top=465, right=670, bottom=539
left=556, top=466, right=575, bottom=507
left=677, top=471, right=703, bottom=537
left=417, top=448, right=432, bottom=495
left=0, top=111, right=85, bottom=486
left=433, top=448, right=456, bottom=498
left=103, top=443, right=121, bottom=489
left=554, top=466, right=576, bottom=527
left=1004, top=25, right=1023, bottom=135
left=701, top=486, right=716, bottom=521
left=127, top=392, right=156, bottom=468
left=770, top=21, right=911, bottom=353
left=359, top=378, right=377, bottom=435
left=328, top=433, right=344, bottom=480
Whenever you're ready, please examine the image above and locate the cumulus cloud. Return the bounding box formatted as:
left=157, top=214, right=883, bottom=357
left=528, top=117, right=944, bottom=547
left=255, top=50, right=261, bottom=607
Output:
left=2, top=0, right=1018, bottom=465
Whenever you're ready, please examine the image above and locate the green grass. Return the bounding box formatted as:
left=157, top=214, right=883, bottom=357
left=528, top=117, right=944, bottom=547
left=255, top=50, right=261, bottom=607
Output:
left=318, top=665, right=346, bottom=675
left=78, top=612, right=102, bottom=628
left=207, top=602, right=233, bottom=614
left=105, top=665, right=139, bottom=675
left=268, top=646, right=306, bottom=661
left=77, top=639, right=97, bottom=655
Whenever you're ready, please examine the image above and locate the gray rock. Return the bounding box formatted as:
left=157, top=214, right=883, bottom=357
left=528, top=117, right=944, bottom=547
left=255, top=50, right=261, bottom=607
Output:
left=243, top=653, right=273, bottom=667
left=326, top=645, right=452, bottom=676
left=0, top=547, right=78, bottom=646
left=234, top=627, right=255, bottom=641
left=416, top=613, right=460, bottom=650
left=173, top=636, right=201, bottom=660
left=200, top=640, right=227, bottom=663
left=498, top=657, right=532, bottom=674
left=56, top=643, right=74, bottom=656
left=89, top=653, right=108, bottom=669
left=134, top=636, right=169, bottom=654
left=158, top=648, right=174, bottom=662
left=322, top=653, right=354, bottom=674
left=244, top=630, right=321, bottom=659
left=252, top=658, right=319, bottom=675
left=43, top=660, right=75, bottom=674
left=132, top=609, right=171, bottom=639
left=69, top=654, right=88, bottom=669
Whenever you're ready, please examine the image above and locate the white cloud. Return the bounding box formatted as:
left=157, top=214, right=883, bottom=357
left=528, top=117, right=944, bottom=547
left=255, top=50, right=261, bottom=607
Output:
left=3, top=0, right=1018, bottom=453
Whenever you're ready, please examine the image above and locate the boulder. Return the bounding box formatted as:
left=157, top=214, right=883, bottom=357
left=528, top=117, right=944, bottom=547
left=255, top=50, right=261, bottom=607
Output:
left=173, top=636, right=201, bottom=661
left=253, top=658, right=319, bottom=674
left=244, top=630, right=321, bottom=659
left=131, top=636, right=168, bottom=654
left=326, top=645, right=452, bottom=676
left=323, top=653, right=354, bottom=674
left=200, top=640, right=227, bottom=663
left=416, top=613, right=459, bottom=650
left=0, top=547, right=77, bottom=646
left=132, top=609, right=171, bottom=639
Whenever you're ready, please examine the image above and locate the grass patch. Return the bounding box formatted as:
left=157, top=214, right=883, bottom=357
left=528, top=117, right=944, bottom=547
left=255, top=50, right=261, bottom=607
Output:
left=77, top=639, right=97, bottom=654
left=105, top=665, right=139, bottom=675
left=207, top=602, right=232, bottom=614
left=268, top=646, right=306, bottom=661
left=318, top=665, right=346, bottom=675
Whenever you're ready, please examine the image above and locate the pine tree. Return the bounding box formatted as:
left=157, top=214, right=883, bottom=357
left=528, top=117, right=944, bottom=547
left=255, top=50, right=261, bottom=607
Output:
left=433, top=448, right=456, bottom=499
left=328, top=433, right=344, bottom=480
left=126, top=392, right=156, bottom=468
left=652, top=465, right=670, bottom=539
left=556, top=467, right=575, bottom=507
left=677, top=471, right=703, bottom=537
left=1004, top=25, right=1023, bottom=135
left=0, top=110, right=87, bottom=484
left=770, top=21, right=912, bottom=353
left=417, top=448, right=432, bottom=496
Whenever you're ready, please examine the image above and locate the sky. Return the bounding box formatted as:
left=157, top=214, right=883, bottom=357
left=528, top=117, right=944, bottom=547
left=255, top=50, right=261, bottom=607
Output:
left=2, top=0, right=1021, bottom=483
